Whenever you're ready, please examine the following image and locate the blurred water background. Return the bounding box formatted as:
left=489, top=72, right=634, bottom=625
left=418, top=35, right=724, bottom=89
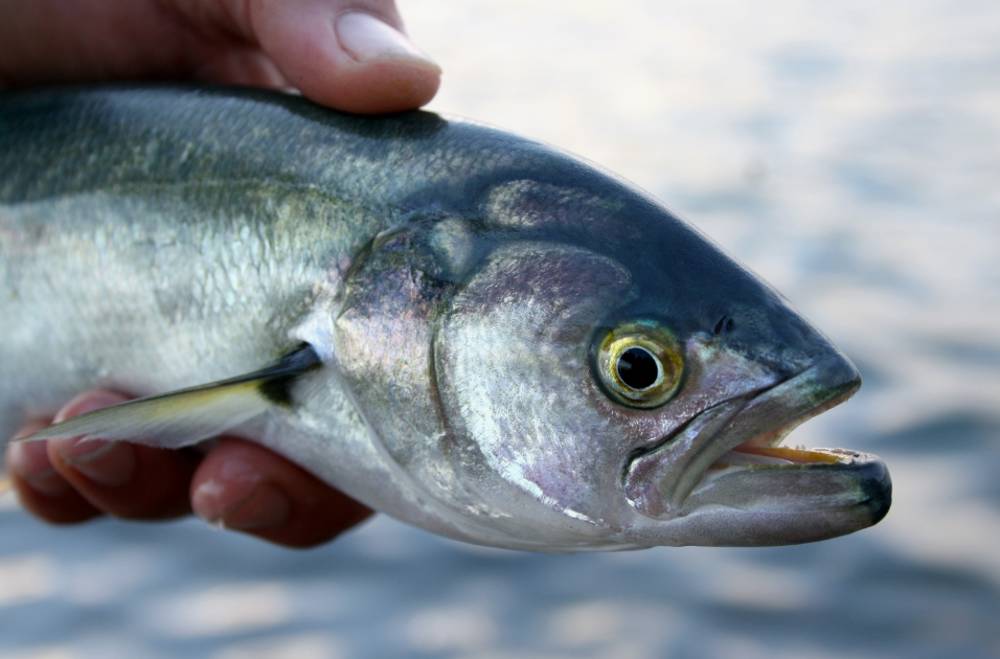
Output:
left=1, top=1, right=998, bottom=657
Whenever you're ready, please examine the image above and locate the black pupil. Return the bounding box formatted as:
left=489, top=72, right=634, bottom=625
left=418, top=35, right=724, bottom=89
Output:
left=617, top=347, right=659, bottom=390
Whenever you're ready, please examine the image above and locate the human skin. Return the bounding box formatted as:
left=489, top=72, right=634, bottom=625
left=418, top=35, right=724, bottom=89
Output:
left=1, top=0, right=441, bottom=547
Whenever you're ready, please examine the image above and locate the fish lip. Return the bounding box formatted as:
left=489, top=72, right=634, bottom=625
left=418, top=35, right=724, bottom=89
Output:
left=623, top=353, right=867, bottom=519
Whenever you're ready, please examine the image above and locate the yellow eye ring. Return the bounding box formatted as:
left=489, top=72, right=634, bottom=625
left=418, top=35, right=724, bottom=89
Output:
left=597, top=322, right=684, bottom=408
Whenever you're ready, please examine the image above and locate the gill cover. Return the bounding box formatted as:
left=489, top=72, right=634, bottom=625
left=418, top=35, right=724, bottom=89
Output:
left=333, top=215, right=644, bottom=544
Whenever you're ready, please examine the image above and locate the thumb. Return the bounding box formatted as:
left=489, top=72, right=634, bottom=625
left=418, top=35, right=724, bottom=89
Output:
left=250, top=0, right=441, bottom=113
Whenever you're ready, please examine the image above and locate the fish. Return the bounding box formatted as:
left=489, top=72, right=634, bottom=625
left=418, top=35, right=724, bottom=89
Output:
left=0, top=85, right=890, bottom=551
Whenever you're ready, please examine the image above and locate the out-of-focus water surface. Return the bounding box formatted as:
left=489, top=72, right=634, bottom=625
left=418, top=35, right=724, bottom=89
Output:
left=2, top=1, right=998, bottom=657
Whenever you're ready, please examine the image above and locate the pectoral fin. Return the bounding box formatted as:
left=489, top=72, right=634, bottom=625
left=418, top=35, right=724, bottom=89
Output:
left=17, top=344, right=320, bottom=450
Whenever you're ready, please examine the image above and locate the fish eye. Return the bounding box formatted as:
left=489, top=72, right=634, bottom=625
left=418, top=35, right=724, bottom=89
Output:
left=596, top=322, right=684, bottom=408
left=616, top=347, right=660, bottom=390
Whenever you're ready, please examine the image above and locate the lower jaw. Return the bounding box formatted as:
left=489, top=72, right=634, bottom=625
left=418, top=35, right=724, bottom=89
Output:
left=688, top=447, right=891, bottom=520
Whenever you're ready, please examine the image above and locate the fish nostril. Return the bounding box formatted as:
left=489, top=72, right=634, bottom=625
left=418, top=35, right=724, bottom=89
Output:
left=713, top=315, right=735, bottom=336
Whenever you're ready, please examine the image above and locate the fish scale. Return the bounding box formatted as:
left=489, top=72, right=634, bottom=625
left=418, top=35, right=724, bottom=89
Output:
left=0, top=86, right=889, bottom=550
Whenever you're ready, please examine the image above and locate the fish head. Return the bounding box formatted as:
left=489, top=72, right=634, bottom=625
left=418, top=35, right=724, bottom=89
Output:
left=420, top=170, right=889, bottom=549
left=333, top=141, right=889, bottom=550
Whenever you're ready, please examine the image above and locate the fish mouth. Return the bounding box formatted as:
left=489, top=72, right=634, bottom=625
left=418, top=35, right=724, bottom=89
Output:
left=623, top=355, right=891, bottom=543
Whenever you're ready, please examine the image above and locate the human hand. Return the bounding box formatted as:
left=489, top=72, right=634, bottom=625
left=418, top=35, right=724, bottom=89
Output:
left=8, top=391, right=372, bottom=547
left=3, top=0, right=441, bottom=546
left=0, top=0, right=440, bottom=113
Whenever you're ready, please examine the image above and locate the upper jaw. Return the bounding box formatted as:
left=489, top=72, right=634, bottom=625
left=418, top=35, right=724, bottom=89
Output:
left=622, top=352, right=882, bottom=528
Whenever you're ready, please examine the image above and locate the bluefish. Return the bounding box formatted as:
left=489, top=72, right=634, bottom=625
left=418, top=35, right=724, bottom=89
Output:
left=0, top=86, right=890, bottom=550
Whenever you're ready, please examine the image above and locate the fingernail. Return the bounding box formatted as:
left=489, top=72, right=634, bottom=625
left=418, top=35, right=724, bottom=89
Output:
left=192, top=479, right=291, bottom=531
left=336, top=12, right=440, bottom=70
left=8, top=439, right=70, bottom=497
left=54, top=438, right=135, bottom=487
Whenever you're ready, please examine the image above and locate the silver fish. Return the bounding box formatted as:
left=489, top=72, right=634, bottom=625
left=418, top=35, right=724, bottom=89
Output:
left=0, top=86, right=890, bottom=551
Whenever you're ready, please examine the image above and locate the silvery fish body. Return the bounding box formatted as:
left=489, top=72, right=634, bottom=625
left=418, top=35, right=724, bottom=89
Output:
left=0, top=86, right=890, bottom=551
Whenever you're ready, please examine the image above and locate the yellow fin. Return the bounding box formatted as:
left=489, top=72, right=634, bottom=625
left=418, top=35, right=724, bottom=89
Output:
left=0, top=476, right=10, bottom=496
left=17, top=345, right=320, bottom=450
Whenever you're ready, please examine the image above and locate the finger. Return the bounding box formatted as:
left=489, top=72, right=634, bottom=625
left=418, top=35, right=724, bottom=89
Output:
left=249, top=0, right=441, bottom=113
left=191, top=437, right=371, bottom=548
left=2, top=0, right=439, bottom=113
left=194, top=48, right=290, bottom=90
left=6, top=421, right=102, bottom=524
left=46, top=390, right=199, bottom=520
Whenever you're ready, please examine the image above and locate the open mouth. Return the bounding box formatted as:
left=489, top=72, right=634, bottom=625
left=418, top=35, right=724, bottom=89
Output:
left=702, top=373, right=860, bottom=473
left=623, top=355, right=890, bottom=526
